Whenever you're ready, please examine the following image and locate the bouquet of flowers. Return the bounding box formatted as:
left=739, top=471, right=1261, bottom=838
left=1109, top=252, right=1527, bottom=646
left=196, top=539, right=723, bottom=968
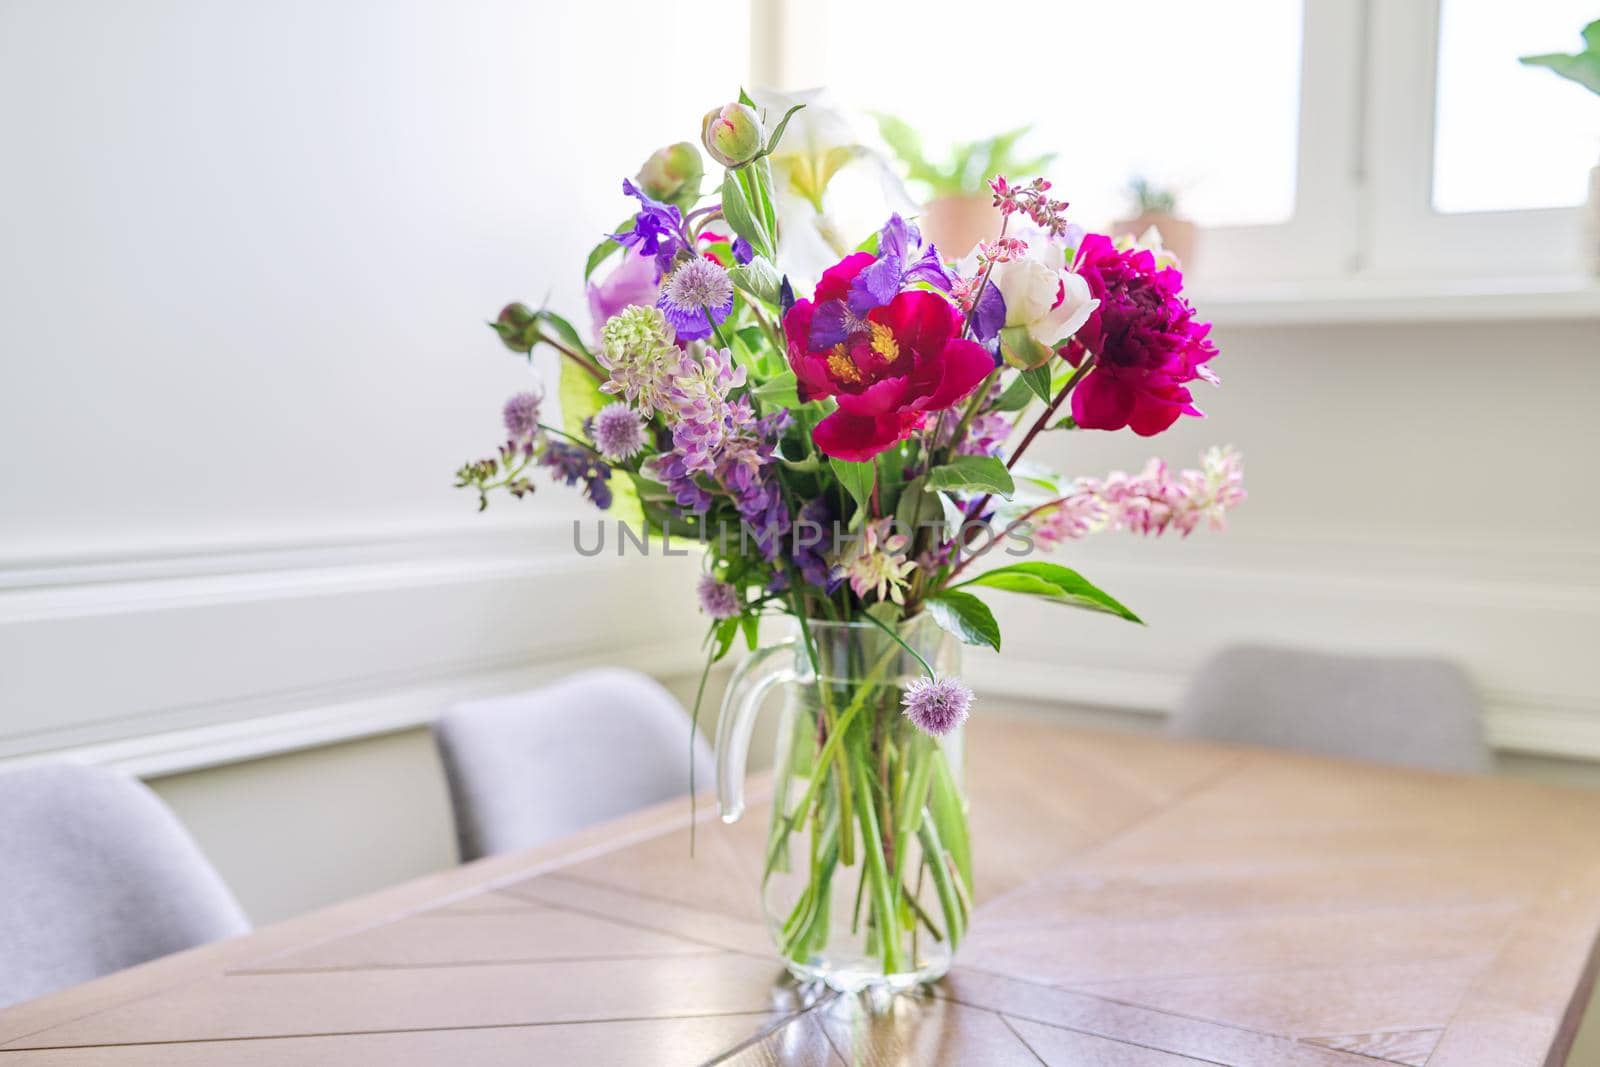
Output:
left=457, top=93, right=1245, bottom=990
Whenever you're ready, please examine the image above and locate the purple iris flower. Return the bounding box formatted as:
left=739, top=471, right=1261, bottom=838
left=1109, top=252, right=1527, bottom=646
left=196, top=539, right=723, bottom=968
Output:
left=809, top=214, right=952, bottom=350
left=730, top=235, right=755, bottom=265
left=610, top=180, right=690, bottom=279
left=969, top=280, right=1007, bottom=344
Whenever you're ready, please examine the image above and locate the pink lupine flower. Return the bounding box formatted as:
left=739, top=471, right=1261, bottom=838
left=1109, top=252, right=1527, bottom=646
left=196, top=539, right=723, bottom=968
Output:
left=1030, top=446, right=1246, bottom=546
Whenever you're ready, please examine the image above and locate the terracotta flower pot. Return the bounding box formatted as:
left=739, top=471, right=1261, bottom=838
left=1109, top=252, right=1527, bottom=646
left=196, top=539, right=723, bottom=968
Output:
left=920, top=194, right=1002, bottom=261
left=1110, top=212, right=1197, bottom=270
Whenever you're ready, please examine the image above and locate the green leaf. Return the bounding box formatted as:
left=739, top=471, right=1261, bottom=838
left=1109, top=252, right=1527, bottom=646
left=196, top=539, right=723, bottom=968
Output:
left=993, top=373, right=1035, bottom=412
left=1519, top=20, right=1600, bottom=95
left=1519, top=49, right=1600, bottom=94
left=955, top=561, right=1141, bottom=623
left=924, top=455, right=1014, bottom=498
left=740, top=612, right=760, bottom=651
left=729, top=255, right=782, bottom=306
left=1051, top=415, right=1078, bottom=431
left=894, top=474, right=940, bottom=544
left=536, top=310, right=590, bottom=359
left=999, top=325, right=1054, bottom=370
left=1020, top=364, right=1053, bottom=403
left=830, top=457, right=876, bottom=511
left=720, top=173, right=773, bottom=261
left=712, top=617, right=739, bottom=661
left=924, top=590, right=1001, bottom=651
left=738, top=87, right=758, bottom=108
left=752, top=369, right=799, bottom=409
left=584, top=218, right=633, bottom=280
left=759, top=103, right=806, bottom=159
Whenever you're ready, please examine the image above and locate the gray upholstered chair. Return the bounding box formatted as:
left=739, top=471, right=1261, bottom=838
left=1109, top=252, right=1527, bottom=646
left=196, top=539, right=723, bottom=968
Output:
left=0, top=763, right=249, bottom=1009
left=1169, top=644, right=1491, bottom=773
left=434, top=668, right=715, bottom=862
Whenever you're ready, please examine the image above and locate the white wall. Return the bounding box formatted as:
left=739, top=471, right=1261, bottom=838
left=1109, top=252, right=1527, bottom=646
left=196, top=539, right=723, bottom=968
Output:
left=966, top=316, right=1600, bottom=760
left=0, top=0, right=742, bottom=766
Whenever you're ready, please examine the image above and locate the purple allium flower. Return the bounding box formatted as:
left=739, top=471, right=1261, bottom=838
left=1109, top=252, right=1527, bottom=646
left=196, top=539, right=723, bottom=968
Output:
left=502, top=391, right=542, bottom=440
left=541, top=441, right=613, bottom=510
left=697, top=574, right=741, bottom=620
left=901, top=676, right=973, bottom=737
left=591, top=403, right=646, bottom=461
left=658, top=257, right=735, bottom=341
left=611, top=179, right=690, bottom=278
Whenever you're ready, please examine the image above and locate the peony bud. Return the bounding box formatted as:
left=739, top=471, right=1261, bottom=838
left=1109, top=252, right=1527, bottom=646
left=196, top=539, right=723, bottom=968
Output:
left=700, top=102, right=764, bottom=169
left=492, top=302, right=544, bottom=353
left=635, top=142, right=704, bottom=211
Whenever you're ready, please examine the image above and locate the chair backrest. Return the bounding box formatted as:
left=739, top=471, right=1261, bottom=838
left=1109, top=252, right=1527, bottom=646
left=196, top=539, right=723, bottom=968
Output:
left=0, top=763, right=250, bottom=1009
left=433, top=668, right=715, bottom=862
left=1170, top=644, right=1491, bottom=774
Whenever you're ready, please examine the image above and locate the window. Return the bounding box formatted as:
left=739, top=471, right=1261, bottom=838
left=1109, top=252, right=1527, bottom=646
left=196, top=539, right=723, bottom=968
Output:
left=815, top=0, right=1303, bottom=231
left=1433, top=0, right=1600, bottom=215
left=755, top=0, right=1594, bottom=287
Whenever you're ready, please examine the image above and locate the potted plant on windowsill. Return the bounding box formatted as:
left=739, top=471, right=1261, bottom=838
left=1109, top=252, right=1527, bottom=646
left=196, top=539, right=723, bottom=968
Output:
left=1111, top=176, right=1196, bottom=269
left=874, top=117, right=1055, bottom=259
left=1521, top=18, right=1600, bottom=275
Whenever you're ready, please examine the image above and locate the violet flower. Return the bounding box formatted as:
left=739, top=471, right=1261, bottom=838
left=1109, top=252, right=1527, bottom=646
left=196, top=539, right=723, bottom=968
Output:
left=658, top=257, right=734, bottom=342
left=610, top=179, right=691, bottom=278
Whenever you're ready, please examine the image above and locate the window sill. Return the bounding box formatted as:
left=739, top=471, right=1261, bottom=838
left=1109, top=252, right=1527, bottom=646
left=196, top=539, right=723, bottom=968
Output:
left=1188, top=276, right=1600, bottom=327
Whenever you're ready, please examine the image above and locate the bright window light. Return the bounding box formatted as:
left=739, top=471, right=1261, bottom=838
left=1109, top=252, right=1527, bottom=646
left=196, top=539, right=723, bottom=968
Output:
left=1433, top=0, right=1600, bottom=214
left=815, top=0, right=1303, bottom=229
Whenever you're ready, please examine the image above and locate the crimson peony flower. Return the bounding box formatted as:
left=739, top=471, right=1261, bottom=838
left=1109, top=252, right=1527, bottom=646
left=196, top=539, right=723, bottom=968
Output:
left=1065, top=234, right=1218, bottom=437
left=783, top=252, right=993, bottom=461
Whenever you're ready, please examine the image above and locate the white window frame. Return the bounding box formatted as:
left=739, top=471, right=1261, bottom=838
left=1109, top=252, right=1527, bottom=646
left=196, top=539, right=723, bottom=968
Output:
left=1365, top=0, right=1587, bottom=280
left=752, top=0, right=1591, bottom=289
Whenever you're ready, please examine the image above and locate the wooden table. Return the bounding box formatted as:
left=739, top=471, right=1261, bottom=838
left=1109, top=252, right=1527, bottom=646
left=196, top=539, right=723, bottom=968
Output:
left=4, top=717, right=1600, bottom=1065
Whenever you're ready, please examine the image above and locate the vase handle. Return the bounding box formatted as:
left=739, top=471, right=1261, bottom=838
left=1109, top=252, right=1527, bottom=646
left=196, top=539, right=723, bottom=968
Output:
left=715, top=637, right=798, bottom=823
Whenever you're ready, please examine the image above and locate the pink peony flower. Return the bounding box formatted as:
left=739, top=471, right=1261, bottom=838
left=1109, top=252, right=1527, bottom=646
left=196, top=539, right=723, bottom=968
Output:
left=1065, top=234, right=1218, bottom=436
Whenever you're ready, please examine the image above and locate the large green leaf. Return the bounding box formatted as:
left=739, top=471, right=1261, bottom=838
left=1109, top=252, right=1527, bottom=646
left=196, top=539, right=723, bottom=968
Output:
left=830, top=457, right=876, bottom=512
left=924, top=590, right=1001, bottom=651
left=955, top=561, right=1141, bottom=623
left=924, top=455, right=1014, bottom=498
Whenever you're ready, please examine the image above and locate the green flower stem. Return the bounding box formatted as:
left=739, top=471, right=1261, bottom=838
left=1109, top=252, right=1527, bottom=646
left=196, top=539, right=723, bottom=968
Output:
left=917, top=813, right=965, bottom=950
left=852, top=756, right=903, bottom=975
left=761, top=644, right=896, bottom=881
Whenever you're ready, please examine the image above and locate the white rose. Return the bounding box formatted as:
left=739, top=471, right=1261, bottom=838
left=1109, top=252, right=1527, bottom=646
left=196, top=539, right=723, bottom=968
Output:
left=990, top=242, right=1097, bottom=349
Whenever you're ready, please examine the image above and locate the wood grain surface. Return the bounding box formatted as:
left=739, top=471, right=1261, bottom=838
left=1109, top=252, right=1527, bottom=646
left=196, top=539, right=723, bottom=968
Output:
left=3, top=716, right=1599, bottom=1065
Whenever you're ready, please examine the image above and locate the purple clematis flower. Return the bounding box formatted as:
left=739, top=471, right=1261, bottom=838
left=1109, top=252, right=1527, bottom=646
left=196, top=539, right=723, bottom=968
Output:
left=809, top=214, right=951, bottom=351
left=610, top=180, right=691, bottom=279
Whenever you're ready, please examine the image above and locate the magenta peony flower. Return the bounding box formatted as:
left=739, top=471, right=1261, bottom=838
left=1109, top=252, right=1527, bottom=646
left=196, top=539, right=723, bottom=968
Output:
left=1065, top=234, right=1218, bottom=437
left=783, top=252, right=993, bottom=462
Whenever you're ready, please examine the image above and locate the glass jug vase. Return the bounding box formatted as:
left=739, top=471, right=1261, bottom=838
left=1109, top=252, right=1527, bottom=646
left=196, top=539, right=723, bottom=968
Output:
left=716, top=616, right=971, bottom=992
